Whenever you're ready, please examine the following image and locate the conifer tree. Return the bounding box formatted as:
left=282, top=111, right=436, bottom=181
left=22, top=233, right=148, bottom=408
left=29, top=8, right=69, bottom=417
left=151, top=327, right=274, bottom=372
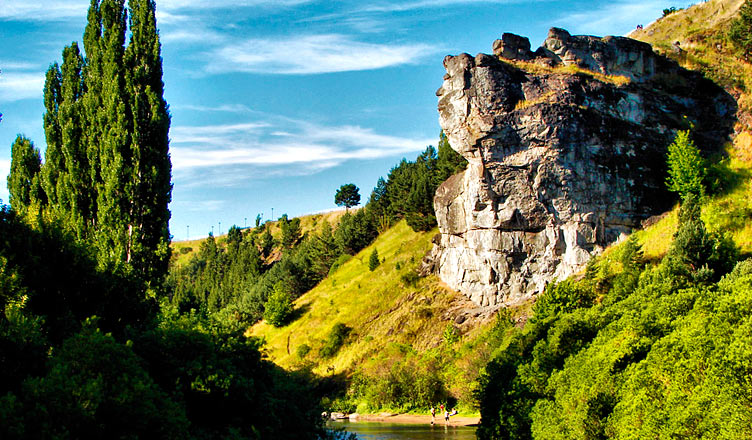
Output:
left=7, top=136, right=43, bottom=216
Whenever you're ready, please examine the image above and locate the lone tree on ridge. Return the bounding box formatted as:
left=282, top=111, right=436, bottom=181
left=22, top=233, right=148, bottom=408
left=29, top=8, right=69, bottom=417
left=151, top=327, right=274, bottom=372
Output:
left=335, top=183, right=361, bottom=211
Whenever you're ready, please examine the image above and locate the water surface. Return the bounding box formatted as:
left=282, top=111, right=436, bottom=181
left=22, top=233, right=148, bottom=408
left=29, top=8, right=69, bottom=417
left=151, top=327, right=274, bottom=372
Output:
left=329, top=420, right=476, bottom=440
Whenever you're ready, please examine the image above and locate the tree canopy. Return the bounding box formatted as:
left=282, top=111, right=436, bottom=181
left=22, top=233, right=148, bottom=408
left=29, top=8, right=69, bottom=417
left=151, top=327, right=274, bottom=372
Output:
left=335, top=183, right=361, bottom=210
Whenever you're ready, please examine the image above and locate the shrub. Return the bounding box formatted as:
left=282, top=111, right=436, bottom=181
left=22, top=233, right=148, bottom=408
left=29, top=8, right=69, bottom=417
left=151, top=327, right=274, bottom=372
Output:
left=263, top=283, right=293, bottom=327
left=320, top=323, right=351, bottom=358
left=296, top=343, right=311, bottom=359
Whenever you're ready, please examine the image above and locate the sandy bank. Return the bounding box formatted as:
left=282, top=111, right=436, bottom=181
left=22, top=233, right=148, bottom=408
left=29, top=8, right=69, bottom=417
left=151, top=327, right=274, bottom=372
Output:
left=345, top=413, right=479, bottom=426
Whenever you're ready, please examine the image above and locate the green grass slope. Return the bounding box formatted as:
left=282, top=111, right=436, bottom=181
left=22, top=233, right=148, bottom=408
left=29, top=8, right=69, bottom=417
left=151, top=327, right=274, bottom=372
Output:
left=249, top=220, right=476, bottom=374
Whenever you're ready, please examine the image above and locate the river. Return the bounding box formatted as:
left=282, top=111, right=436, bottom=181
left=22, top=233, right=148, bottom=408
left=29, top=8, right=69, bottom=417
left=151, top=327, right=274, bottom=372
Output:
left=328, top=421, right=476, bottom=439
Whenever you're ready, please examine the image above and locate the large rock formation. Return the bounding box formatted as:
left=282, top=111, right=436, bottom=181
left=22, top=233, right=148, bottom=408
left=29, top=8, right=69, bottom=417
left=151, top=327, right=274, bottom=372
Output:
left=424, top=28, right=735, bottom=308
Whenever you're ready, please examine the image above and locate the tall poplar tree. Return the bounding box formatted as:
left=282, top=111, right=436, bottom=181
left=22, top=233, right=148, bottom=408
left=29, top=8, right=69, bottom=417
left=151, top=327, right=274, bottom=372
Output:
left=11, top=0, right=172, bottom=287
left=124, top=0, right=172, bottom=284
left=41, top=63, right=63, bottom=211
left=7, top=136, right=43, bottom=216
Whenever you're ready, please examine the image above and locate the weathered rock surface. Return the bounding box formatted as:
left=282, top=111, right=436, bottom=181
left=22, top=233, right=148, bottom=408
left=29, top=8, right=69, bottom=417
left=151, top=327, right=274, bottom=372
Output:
left=423, top=28, right=735, bottom=308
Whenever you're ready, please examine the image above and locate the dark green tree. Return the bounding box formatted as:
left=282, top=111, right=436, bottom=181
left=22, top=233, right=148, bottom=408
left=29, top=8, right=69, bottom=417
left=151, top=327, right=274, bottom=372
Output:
left=368, top=248, right=380, bottom=271
left=124, top=0, right=172, bottom=286
left=7, top=136, right=44, bottom=216
left=335, top=183, right=361, bottom=210
left=666, top=130, right=706, bottom=200
left=279, top=214, right=301, bottom=249
left=436, top=131, right=467, bottom=180
left=730, top=0, right=752, bottom=57
left=260, top=225, right=275, bottom=257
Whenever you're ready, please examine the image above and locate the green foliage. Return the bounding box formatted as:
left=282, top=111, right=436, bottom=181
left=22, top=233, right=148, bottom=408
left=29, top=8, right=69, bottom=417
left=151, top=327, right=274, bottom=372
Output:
left=729, top=0, right=752, bottom=57
left=296, top=343, right=311, bottom=359
left=476, top=195, right=744, bottom=440
left=368, top=248, right=380, bottom=271
left=662, top=6, right=678, bottom=17
left=279, top=214, right=302, bottom=249
left=320, top=322, right=351, bottom=358
left=666, top=130, right=706, bottom=200
left=335, top=183, right=361, bottom=209
left=664, top=194, right=738, bottom=284
left=443, top=323, right=459, bottom=345
left=401, top=270, right=420, bottom=287
left=264, top=282, right=293, bottom=327
left=10, top=0, right=172, bottom=286
left=349, top=348, right=449, bottom=412
left=530, top=279, right=595, bottom=324
left=7, top=135, right=43, bottom=217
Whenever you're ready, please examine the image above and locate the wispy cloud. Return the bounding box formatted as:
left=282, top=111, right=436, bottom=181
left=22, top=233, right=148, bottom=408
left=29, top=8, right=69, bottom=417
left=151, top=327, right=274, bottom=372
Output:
left=0, top=0, right=311, bottom=22
left=554, top=0, right=668, bottom=35
left=207, top=34, right=439, bottom=75
left=359, top=0, right=539, bottom=13
left=0, top=71, right=44, bottom=102
left=0, top=1, right=88, bottom=21
left=169, top=116, right=433, bottom=186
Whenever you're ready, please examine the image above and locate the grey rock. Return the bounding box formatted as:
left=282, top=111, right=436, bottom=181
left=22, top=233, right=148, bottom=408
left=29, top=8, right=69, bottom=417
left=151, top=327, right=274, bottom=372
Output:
left=427, top=28, right=735, bottom=308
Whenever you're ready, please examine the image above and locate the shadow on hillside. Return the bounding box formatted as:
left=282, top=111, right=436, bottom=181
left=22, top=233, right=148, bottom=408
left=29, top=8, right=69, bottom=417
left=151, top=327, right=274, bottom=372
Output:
left=289, top=303, right=311, bottom=323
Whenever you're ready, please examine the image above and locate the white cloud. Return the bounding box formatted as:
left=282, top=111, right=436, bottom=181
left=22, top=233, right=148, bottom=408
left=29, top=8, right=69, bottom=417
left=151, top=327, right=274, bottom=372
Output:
left=206, top=34, right=439, bottom=75
left=169, top=116, right=433, bottom=186
left=0, top=1, right=88, bottom=21
left=0, top=71, right=44, bottom=102
left=0, top=0, right=310, bottom=22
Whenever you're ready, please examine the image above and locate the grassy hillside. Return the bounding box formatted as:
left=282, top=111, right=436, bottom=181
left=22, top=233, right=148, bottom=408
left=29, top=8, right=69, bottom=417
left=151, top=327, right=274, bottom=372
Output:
left=630, top=0, right=752, bottom=126
left=249, top=220, right=522, bottom=413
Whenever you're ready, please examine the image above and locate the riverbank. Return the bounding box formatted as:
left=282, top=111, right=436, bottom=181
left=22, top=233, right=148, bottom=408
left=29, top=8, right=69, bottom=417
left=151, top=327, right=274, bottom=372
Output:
left=344, top=413, right=480, bottom=426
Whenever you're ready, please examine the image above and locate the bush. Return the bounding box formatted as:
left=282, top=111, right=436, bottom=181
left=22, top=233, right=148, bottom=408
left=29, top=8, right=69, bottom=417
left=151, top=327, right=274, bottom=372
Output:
left=263, top=283, right=293, bottom=327
left=401, top=271, right=420, bottom=287
left=320, top=323, right=351, bottom=358
left=296, top=343, right=311, bottom=359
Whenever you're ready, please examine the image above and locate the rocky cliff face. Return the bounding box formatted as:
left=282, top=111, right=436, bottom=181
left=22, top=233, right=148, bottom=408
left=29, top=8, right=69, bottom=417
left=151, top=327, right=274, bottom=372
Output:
left=423, top=28, right=735, bottom=308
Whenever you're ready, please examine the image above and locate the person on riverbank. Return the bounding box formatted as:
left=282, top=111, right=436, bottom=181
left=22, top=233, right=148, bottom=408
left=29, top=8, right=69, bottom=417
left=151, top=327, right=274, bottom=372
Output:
left=444, top=410, right=450, bottom=424
left=430, top=406, right=436, bottom=425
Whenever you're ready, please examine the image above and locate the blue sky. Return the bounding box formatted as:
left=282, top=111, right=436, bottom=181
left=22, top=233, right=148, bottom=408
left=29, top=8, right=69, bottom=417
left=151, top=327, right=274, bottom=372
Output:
left=0, top=0, right=690, bottom=239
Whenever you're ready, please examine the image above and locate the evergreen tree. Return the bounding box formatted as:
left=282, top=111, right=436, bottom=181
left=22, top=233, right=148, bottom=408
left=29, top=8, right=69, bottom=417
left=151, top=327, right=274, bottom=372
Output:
left=436, top=130, right=467, bottom=181
left=666, top=130, right=706, bottom=200
left=730, top=0, right=752, bottom=57
left=7, top=136, right=44, bottom=216
left=260, top=225, right=274, bottom=258
left=369, top=248, right=380, bottom=271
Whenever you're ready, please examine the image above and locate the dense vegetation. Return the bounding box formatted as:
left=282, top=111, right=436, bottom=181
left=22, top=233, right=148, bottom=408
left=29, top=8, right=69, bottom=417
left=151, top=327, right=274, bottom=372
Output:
left=166, top=132, right=466, bottom=329
left=1, top=1, right=326, bottom=438
left=476, top=167, right=749, bottom=439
